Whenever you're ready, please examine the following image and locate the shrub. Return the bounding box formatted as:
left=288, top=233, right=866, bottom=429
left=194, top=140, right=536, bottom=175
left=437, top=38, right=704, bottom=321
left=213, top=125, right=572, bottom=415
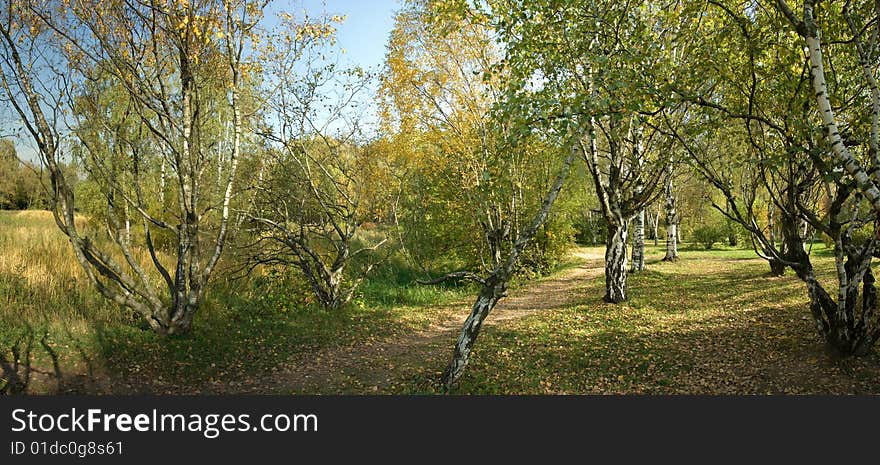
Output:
left=519, top=217, right=575, bottom=276
left=691, top=224, right=726, bottom=250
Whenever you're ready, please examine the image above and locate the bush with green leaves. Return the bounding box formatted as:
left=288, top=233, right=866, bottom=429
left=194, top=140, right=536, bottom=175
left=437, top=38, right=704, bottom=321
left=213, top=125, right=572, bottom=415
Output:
left=519, top=214, right=576, bottom=276
left=691, top=224, right=726, bottom=250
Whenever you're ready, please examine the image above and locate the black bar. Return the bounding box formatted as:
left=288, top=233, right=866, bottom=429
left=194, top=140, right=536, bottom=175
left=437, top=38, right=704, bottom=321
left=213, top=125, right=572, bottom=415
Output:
left=2, top=396, right=878, bottom=463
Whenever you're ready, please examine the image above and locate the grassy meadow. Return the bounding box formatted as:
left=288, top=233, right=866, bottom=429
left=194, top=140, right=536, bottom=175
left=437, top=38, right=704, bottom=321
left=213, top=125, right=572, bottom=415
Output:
left=2, top=210, right=880, bottom=394
left=0, top=210, right=474, bottom=393
left=455, top=247, right=880, bottom=394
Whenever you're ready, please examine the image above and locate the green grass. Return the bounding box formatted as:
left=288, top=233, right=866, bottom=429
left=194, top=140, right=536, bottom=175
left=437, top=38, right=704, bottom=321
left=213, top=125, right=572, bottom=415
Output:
left=0, top=210, right=475, bottom=393
left=356, top=261, right=477, bottom=309
left=3, top=211, right=879, bottom=394
left=451, top=244, right=880, bottom=394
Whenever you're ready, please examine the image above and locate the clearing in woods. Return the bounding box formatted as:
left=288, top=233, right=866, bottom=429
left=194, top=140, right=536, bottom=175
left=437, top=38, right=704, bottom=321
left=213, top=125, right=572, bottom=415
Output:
left=215, top=249, right=607, bottom=394
left=3, top=212, right=880, bottom=395
left=206, top=246, right=880, bottom=395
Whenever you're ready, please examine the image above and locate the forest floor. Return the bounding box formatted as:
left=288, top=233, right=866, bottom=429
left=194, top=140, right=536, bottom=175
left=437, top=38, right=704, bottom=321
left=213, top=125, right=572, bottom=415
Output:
left=207, top=249, right=608, bottom=394
left=209, top=245, right=880, bottom=395
left=4, top=210, right=880, bottom=394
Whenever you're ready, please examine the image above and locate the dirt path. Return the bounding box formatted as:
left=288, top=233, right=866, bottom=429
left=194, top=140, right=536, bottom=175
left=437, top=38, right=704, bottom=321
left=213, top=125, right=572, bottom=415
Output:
left=210, top=248, right=606, bottom=394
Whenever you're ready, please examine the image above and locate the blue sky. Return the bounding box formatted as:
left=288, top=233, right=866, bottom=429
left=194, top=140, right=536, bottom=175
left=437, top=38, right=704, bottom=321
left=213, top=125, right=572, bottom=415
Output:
left=8, top=1, right=403, bottom=162
left=272, top=1, right=404, bottom=135
left=276, top=0, right=401, bottom=72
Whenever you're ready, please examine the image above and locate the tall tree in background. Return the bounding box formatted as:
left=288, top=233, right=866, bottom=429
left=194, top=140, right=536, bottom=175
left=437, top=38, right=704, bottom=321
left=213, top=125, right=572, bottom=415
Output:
left=381, top=0, right=579, bottom=276
left=630, top=143, right=647, bottom=272
left=0, top=139, right=49, bottom=209
left=382, top=0, right=581, bottom=389
left=380, top=0, right=515, bottom=274
left=661, top=154, right=680, bottom=261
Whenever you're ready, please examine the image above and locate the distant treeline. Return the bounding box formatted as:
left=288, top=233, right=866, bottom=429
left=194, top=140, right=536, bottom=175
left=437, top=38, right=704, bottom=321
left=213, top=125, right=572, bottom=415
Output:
left=0, top=139, right=51, bottom=210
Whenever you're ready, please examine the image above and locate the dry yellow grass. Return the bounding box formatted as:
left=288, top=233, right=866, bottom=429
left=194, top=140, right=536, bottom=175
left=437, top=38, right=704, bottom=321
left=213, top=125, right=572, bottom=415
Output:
left=0, top=210, right=160, bottom=326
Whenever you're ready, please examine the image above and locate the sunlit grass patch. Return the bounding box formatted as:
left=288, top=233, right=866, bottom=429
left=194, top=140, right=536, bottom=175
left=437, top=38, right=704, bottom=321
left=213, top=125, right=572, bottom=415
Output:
left=4, top=211, right=879, bottom=395
left=453, top=245, right=880, bottom=395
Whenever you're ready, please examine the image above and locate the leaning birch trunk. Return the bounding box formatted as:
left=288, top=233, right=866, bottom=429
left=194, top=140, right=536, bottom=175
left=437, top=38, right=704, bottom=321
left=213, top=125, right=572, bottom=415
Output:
left=441, top=143, right=579, bottom=391
left=662, top=171, right=678, bottom=262
left=794, top=1, right=880, bottom=213
left=631, top=207, right=646, bottom=272
left=775, top=0, right=880, bottom=354
left=605, top=217, right=629, bottom=302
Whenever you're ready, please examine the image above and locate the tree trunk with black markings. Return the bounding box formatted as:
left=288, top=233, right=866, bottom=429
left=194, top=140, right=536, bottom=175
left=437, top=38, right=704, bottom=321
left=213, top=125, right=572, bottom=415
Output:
left=441, top=143, right=579, bottom=390
left=441, top=275, right=508, bottom=389
left=0, top=2, right=251, bottom=335
left=631, top=208, right=646, bottom=272
left=605, top=219, right=629, bottom=303
left=662, top=173, right=678, bottom=262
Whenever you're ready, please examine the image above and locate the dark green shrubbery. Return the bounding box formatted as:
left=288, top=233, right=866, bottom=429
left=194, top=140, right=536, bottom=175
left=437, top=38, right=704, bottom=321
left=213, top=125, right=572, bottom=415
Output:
left=691, top=224, right=726, bottom=250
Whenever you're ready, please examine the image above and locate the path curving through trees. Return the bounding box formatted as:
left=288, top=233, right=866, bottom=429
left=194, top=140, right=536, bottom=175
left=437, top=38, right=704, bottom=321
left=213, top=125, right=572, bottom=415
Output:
left=209, top=248, right=607, bottom=394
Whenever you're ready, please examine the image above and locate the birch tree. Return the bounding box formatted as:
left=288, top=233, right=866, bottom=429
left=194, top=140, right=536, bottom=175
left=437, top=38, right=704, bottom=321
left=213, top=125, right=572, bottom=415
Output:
left=667, top=0, right=880, bottom=355
left=0, top=0, right=263, bottom=334
left=484, top=0, right=689, bottom=302
left=380, top=1, right=576, bottom=277
left=381, top=1, right=582, bottom=389
left=630, top=146, right=647, bottom=272
left=768, top=0, right=880, bottom=354
left=245, top=14, right=391, bottom=310
left=662, top=156, right=680, bottom=261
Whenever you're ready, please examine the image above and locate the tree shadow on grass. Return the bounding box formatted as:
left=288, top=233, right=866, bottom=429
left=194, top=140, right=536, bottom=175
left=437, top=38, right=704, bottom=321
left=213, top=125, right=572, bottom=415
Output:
left=0, top=321, right=97, bottom=394
left=89, top=292, right=410, bottom=394
left=451, top=299, right=880, bottom=395
left=443, top=254, right=880, bottom=394
left=0, top=323, right=37, bottom=394
left=0, top=270, right=104, bottom=394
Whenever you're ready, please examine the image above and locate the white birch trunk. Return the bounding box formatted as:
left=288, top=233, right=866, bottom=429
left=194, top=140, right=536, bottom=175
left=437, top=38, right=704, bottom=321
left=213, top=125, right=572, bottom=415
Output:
left=662, top=172, right=678, bottom=262
left=605, top=219, right=629, bottom=302
left=799, top=5, right=880, bottom=213
left=631, top=208, right=645, bottom=271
